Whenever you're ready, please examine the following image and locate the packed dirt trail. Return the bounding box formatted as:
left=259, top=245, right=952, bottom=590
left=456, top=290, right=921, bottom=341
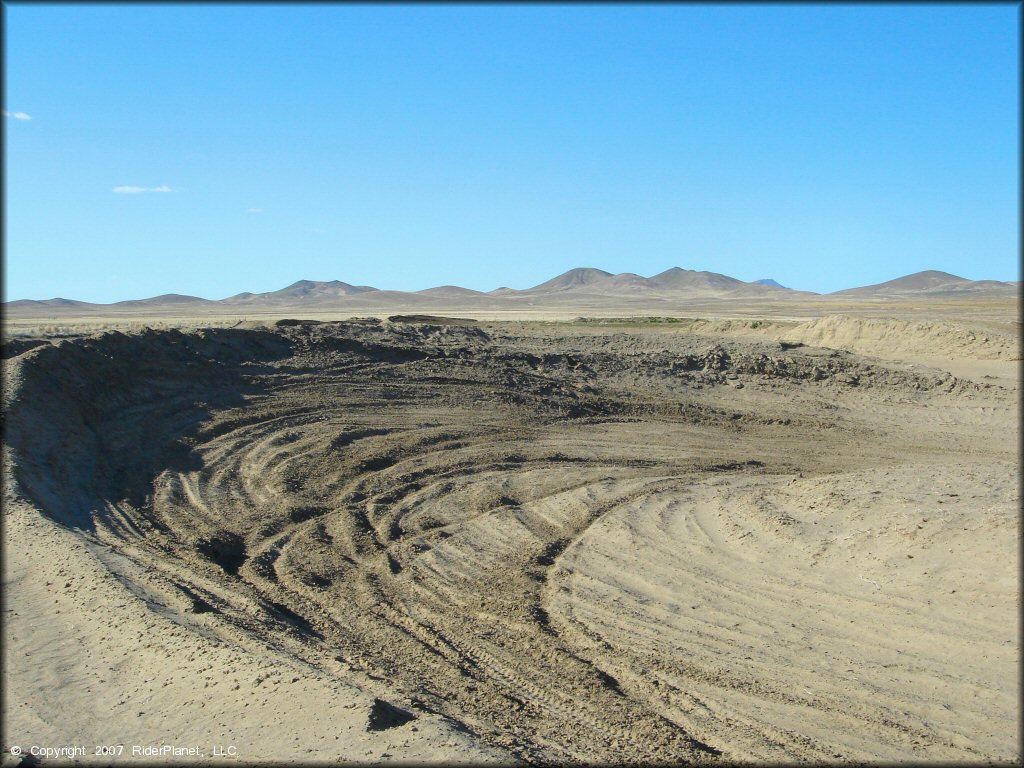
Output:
left=2, top=317, right=1018, bottom=764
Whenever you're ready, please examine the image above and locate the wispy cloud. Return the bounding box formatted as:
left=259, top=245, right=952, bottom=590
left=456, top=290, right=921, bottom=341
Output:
left=3, top=110, right=32, bottom=120
left=113, top=185, right=174, bottom=194
left=246, top=207, right=264, bottom=214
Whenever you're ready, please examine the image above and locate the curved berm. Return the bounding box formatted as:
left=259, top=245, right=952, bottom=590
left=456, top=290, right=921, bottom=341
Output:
left=2, top=318, right=1018, bottom=763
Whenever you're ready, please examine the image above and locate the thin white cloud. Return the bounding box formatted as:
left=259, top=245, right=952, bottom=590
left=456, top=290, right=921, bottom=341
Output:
left=113, top=185, right=174, bottom=194
left=3, top=110, right=32, bottom=120
left=246, top=207, right=264, bottom=213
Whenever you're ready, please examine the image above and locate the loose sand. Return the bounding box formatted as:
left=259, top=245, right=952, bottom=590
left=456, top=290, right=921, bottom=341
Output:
left=2, top=311, right=1019, bottom=764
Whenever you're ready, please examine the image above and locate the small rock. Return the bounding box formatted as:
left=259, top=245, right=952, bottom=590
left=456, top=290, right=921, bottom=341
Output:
left=367, top=698, right=416, bottom=731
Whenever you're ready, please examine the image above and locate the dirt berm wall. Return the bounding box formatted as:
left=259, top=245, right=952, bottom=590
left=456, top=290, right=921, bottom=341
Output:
left=2, top=328, right=291, bottom=529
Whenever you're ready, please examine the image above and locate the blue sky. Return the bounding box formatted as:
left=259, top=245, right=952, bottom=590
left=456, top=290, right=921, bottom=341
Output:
left=3, top=3, right=1019, bottom=302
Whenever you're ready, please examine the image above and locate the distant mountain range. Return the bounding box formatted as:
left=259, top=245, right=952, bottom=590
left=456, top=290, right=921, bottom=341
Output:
left=485, top=267, right=801, bottom=298
left=5, top=268, right=1017, bottom=313
left=830, top=270, right=1017, bottom=298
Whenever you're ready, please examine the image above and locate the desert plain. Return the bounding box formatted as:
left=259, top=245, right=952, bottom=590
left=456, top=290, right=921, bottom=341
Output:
left=1, top=274, right=1019, bottom=765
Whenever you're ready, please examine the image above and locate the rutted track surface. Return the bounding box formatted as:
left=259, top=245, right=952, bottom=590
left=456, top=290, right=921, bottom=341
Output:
left=4, top=319, right=1018, bottom=763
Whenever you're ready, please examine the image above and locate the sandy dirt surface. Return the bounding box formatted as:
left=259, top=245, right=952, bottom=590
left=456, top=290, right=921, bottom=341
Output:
left=2, top=311, right=1019, bottom=764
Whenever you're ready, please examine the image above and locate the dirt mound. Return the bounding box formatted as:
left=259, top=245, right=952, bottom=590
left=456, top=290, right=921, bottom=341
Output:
left=778, top=315, right=1017, bottom=360
left=387, top=314, right=481, bottom=325
left=2, top=337, right=51, bottom=359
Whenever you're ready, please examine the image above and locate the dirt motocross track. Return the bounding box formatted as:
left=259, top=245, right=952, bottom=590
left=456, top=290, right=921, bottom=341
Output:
left=3, top=317, right=1018, bottom=764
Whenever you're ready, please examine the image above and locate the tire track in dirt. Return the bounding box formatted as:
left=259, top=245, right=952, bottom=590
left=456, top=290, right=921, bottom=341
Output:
left=4, top=319, right=1015, bottom=763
